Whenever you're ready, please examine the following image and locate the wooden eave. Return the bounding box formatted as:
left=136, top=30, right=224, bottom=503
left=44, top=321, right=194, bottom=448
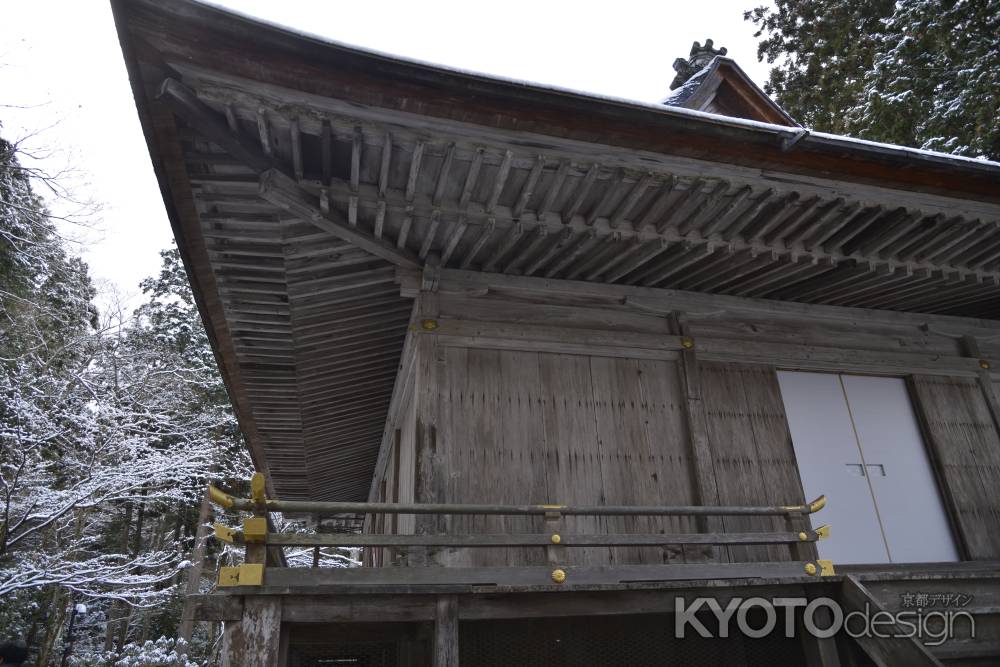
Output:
left=112, top=0, right=1000, bottom=503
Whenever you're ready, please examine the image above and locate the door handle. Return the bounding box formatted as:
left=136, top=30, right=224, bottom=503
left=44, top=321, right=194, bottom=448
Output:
left=845, top=463, right=886, bottom=477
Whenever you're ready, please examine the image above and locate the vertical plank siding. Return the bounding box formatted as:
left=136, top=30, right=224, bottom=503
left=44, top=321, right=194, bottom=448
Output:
left=426, top=345, right=698, bottom=566
left=701, top=363, right=807, bottom=563
left=373, top=288, right=1000, bottom=568
left=909, top=375, right=1000, bottom=559
left=537, top=353, right=610, bottom=566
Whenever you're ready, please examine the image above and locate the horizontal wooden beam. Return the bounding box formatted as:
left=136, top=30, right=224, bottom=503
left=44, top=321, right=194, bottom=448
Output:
left=418, top=269, right=1000, bottom=337
left=216, top=561, right=831, bottom=593
left=411, top=314, right=991, bottom=378
left=221, top=495, right=820, bottom=517
left=250, top=529, right=822, bottom=548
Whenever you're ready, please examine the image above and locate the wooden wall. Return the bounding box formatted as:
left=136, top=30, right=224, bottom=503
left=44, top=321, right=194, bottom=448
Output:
left=429, top=348, right=696, bottom=567
left=366, top=271, right=1000, bottom=565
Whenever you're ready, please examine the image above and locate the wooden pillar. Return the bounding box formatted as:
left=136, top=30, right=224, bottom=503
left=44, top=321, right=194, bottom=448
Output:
left=222, top=596, right=282, bottom=667
left=961, top=335, right=1000, bottom=434
left=670, top=312, right=725, bottom=562
left=413, top=285, right=442, bottom=567
left=434, top=595, right=459, bottom=667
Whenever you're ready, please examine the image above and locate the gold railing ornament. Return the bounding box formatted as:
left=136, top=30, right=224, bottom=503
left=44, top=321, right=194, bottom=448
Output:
left=205, top=473, right=838, bottom=586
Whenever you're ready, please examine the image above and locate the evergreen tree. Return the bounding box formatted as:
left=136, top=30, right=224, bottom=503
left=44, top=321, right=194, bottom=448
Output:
left=746, top=0, right=1000, bottom=159
left=2, top=128, right=250, bottom=664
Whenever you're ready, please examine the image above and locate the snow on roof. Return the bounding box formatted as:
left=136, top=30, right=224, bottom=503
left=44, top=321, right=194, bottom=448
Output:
left=660, top=62, right=714, bottom=107
left=191, top=0, right=1000, bottom=174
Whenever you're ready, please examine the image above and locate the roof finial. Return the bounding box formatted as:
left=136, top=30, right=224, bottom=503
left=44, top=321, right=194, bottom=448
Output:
left=670, top=39, right=728, bottom=90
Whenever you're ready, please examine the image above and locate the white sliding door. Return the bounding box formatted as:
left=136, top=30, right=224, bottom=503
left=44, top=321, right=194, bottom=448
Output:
left=777, top=371, right=958, bottom=565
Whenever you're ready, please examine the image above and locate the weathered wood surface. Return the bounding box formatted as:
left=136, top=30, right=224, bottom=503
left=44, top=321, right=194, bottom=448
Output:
left=192, top=561, right=1000, bottom=620
left=702, top=363, right=809, bottom=563
left=908, top=375, right=1000, bottom=559
left=118, top=0, right=1000, bottom=507
left=841, top=575, right=944, bottom=667
left=266, top=530, right=820, bottom=548
left=434, top=595, right=459, bottom=667
left=214, top=562, right=826, bottom=593
left=221, top=596, right=282, bottom=667
left=427, top=344, right=705, bottom=567
left=672, top=311, right=724, bottom=562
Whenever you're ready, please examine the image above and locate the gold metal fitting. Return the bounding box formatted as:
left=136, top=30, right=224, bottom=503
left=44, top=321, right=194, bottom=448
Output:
left=815, top=524, right=831, bottom=540
left=808, top=495, right=827, bottom=513
left=798, top=531, right=808, bottom=542
left=681, top=336, right=695, bottom=350
left=550, top=534, right=561, bottom=544
left=981, top=359, right=991, bottom=370
left=421, top=318, right=439, bottom=331
left=818, top=559, right=836, bottom=576
left=213, top=523, right=236, bottom=544
left=551, top=568, right=567, bottom=584
left=242, top=517, right=268, bottom=543
left=218, top=563, right=264, bottom=587
left=250, top=472, right=266, bottom=506
left=208, top=485, right=234, bottom=509
left=804, top=563, right=817, bottom=576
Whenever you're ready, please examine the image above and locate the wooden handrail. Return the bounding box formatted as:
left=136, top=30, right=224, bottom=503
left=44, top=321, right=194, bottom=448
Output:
left=209, top=484, right=827, bottom=517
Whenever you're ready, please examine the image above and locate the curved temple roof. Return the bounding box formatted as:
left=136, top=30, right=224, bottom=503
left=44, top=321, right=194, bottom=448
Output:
left=112, top=0, right=1000, bottom=502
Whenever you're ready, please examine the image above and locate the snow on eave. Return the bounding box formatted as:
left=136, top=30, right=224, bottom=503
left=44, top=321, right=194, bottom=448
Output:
left=175, top=0, right=1000, bottom=177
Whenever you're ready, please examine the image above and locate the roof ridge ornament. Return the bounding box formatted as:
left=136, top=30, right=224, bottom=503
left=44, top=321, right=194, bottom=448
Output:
left=670, top=39, right=728, bottom=90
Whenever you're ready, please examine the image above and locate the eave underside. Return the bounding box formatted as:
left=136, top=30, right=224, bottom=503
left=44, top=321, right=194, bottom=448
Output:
left=120, top=4, right=1000, bottom=503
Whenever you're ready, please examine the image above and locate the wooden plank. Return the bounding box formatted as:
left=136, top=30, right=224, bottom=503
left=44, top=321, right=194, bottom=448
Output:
left=671, top=313, right=725, bottom=562
left=188, top=594, right=244, bottom=622
left=430, top=269, right=1000, bottom=337
left=413, top=293, right=442, bottom=565
left=497, top=350, right=549, bottom=566
left=741, top=365, right=811, bottom=563
left=271, top=583, right=818, bottom=622
left=266, top=530, right=817, bottom=547
left=434, top=595, right=459, bottom=667
left=589, top=357, right=663, bottom=564
left=215, top=562, right=826, bottom=592
left=636, top=358, right=698, bottom=563
left=538, top=353, right=610, bottom=566
left=701, top=362, right=778, bottom=563
left=841, top=575, right=944, bottom=667
left=908, top=375, right=1000, bottom=559
left=962, top=335, right=1000, bottom=435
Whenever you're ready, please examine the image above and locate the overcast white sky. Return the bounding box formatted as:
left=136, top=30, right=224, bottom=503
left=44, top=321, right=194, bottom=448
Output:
left=1, top=0, right=773, bottom=309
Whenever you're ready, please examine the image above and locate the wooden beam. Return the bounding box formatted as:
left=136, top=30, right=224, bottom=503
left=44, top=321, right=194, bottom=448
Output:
left=434, top=596, right=459, bottom=667
left=259, top=169, right=421, bottom=269
left=159, top=78, right=272, bottom=172
left=486, top=150, right=513, bottom=214
left=405, top=141, right=425, bottom=202
left=962, top=335, right=1000, bottom=435
left=841, top=576, right=944, bottom=667
left=671, top=312, right=725, bottom=562
left=513, top=155, right=545, bottom=219
left=563, top=163, right=600, bottom=222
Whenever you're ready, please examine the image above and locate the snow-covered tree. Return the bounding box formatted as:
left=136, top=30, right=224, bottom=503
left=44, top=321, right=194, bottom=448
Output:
left=2, top=130, right=251, bottom=664
left=746, top=0, right=1000, bottom=160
